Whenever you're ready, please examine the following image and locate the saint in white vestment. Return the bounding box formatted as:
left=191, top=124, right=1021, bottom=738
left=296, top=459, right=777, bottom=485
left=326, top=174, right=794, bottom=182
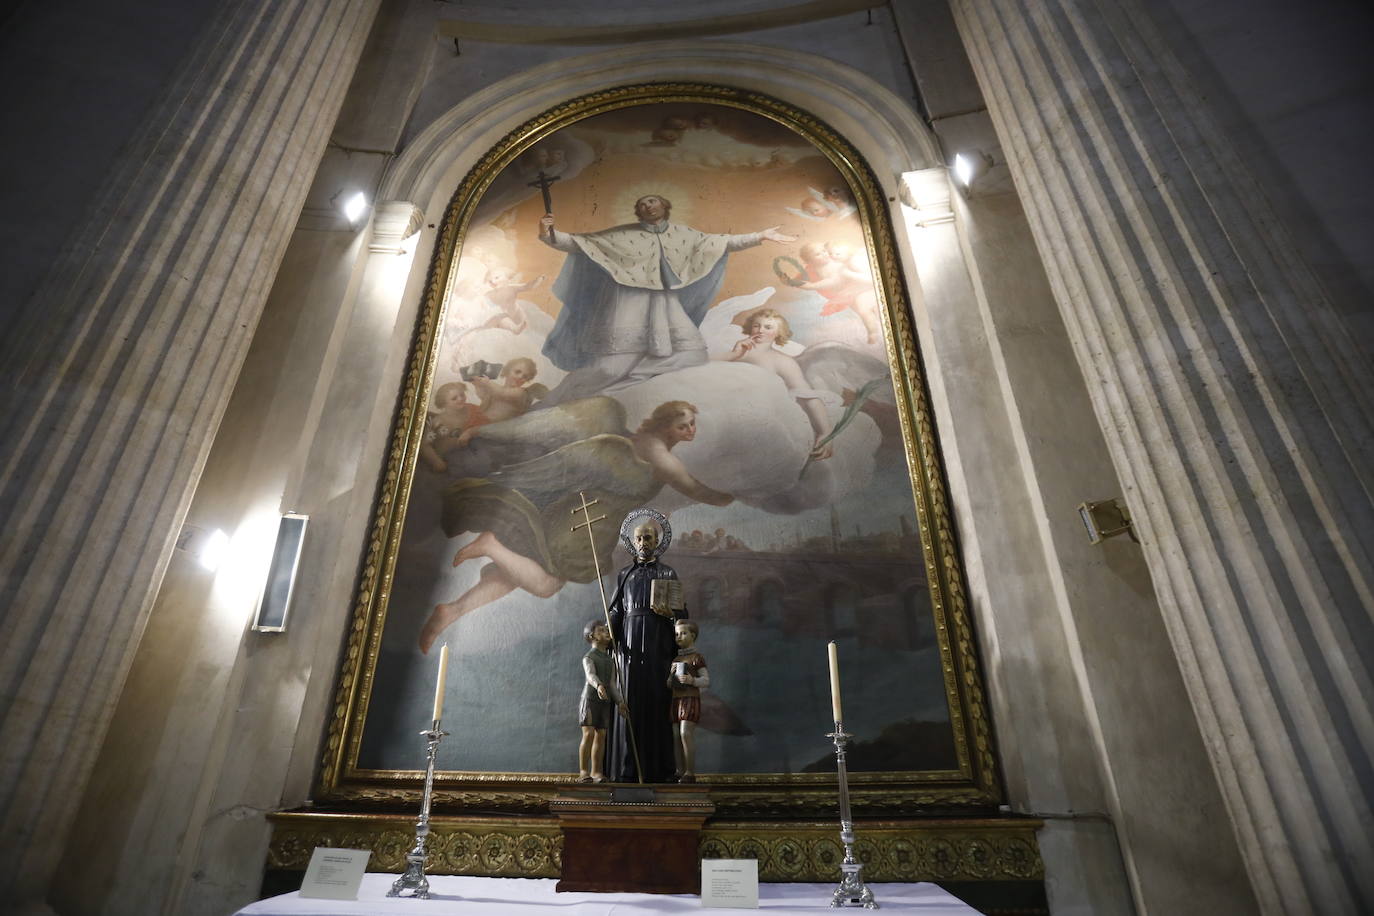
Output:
left=539, top=220, right=763, bottom=404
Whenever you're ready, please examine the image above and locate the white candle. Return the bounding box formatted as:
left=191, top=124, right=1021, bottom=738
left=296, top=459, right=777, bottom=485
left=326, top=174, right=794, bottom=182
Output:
left=828, top=640, right=843, bottom=723
left=432, top=644, right=449, bottom=723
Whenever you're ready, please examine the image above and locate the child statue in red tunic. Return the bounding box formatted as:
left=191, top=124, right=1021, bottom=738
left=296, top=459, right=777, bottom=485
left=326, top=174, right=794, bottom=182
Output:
left=668, top=620, right=710, bottom=784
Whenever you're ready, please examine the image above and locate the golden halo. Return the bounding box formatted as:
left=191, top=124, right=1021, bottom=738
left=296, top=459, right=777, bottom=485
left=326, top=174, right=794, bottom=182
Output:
left=609, top=180, right=693, bottom=227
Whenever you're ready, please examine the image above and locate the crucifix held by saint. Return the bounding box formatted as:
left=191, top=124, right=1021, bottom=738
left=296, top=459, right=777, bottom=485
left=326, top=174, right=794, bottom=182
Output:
left=528, top=170, right=560, bottom=242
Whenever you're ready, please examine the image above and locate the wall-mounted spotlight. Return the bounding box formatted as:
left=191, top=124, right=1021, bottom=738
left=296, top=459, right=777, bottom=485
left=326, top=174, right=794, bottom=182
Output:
left=950, top=150, right=997, bottom=194
left=341, top=191, right=368, bottom=225
left=953, top=153, right=976, bottom=187
left=1078, top=498, right=1136, bottom=545
left=177, top=524, right=230, bottom=571
left=251, top=513, right=309, bottom=633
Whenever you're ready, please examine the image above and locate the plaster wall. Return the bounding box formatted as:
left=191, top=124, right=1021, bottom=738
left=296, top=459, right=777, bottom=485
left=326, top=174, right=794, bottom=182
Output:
left=52, top=225, right=373, bottom=915
left=45, top=4, right=427, bottom=911
left=1156, top=0, right=1374, bottom=339
left=0, top=0, right=384, bottom=909
left=0, top=0, right=220, bottom=337
left=401, top=4, right=920, bottom=150
left=893, top=5, right=1252, bottom=909
left=952, top=188, right=1255, bottom=914
left=897, top=174, right=1133, bottom=916
left=949, top=1, right=1373, bottom=910
left=171, top=231, right=431, bottom=916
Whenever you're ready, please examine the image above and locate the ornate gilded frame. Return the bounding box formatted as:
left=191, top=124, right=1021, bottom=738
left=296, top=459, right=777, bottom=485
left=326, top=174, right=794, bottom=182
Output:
left=316, top=83, right=1000, bottom=816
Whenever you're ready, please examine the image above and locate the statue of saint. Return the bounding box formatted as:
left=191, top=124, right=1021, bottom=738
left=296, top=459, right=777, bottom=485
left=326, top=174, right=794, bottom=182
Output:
left=606, top=508, right=685, bottom=783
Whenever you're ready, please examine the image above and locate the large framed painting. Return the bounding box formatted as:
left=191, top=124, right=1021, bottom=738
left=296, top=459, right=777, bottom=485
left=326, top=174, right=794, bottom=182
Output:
left=319, top=84, right=999, bottom=815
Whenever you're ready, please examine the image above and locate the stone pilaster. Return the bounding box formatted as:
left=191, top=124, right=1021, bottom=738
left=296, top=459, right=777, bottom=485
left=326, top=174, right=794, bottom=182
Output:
left=0, top=0, right=380, bottom=901
left=950, top=2, right=1373, bottom=913
left=369, top=201, right=425, bottom=254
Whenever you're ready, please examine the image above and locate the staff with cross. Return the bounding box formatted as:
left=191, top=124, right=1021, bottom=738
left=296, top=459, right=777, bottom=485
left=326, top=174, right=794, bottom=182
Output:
left=571, top=492, right=644, bottom=783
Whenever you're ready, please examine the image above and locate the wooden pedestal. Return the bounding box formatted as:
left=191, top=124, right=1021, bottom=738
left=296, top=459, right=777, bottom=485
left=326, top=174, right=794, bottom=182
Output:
left=552, top=785, right=715, bottom=894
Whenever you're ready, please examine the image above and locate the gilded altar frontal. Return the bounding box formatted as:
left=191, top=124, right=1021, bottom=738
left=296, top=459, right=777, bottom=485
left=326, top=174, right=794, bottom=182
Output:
left=321, top=85, right=997, bottom=814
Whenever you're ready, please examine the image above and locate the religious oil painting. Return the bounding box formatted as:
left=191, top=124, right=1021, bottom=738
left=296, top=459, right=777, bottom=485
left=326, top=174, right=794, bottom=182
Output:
left=325, top=86, right=997, bottom=810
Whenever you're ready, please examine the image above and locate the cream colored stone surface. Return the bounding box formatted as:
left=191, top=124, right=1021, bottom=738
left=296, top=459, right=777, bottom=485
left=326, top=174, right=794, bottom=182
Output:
left=952, top=185, right=1255, bottom=915
left=898, top=170, right=1134, bottom=916
left=952, top=1, right=1374, bottom=912
left=0, top=0, right=382, bottom=909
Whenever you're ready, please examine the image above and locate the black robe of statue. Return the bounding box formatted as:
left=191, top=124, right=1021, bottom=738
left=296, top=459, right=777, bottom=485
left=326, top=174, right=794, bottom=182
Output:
left=606, top=558, right=686, bottom=783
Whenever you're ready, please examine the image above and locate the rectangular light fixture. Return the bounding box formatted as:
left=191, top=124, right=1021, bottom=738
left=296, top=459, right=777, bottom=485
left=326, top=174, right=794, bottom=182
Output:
left=952, top=153, right=975, bottom=187
left=342, top=191, right=368, bottom=224
left=1078, top=498, right=1134, bottom=545
left=252, top=513, right=308, bottom=632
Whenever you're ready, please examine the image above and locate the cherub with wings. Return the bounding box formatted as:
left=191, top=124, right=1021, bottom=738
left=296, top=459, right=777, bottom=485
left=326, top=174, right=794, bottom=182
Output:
left=722, top=307, right=835, bottom=460
left=796, top=241, right=881, bottom=345
left=476, top=265, right=545, bottom=335
left=784, top=185, right=858, bottom=222
left=463, top=357, right=548, bottom=429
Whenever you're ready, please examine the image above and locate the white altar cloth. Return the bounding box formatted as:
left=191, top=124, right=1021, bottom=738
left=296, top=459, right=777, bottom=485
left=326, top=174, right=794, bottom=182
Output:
left=231, top=875, right=982, bottom=914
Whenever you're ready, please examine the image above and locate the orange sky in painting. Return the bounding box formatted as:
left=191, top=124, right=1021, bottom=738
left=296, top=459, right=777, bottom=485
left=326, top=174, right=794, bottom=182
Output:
left=490, top=107, right=870, bottom=318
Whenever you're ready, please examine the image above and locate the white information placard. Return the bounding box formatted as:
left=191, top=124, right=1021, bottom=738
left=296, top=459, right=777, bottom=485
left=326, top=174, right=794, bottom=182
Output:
left=299, top=847, right=371, bottom=900
left=700, top=858, right=759, bottom=909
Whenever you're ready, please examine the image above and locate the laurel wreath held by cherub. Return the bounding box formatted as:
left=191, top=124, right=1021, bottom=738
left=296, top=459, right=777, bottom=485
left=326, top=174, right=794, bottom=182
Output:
left=772, top=255, right=806, bottom=288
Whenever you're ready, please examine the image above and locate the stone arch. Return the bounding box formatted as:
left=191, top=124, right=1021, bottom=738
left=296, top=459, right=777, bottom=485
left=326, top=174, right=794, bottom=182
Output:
left=380, top=41, right=941, bottom=223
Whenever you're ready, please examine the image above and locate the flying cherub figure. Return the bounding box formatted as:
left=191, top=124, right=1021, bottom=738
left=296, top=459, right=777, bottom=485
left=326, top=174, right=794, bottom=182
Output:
left=785, top=186, right=856, bottom=222
left=459, top=357, right=548, bottom=445
left=724, top=308, right=834, bottom=459
left=785, top=196, right=835, bottom=221
left=478, top=266, right=545, bottom=335
left=518, top=146, right=568, bottom=181
left=420, top=381, right=488, bottom=473
left=821, top=185, right=857, bottom=218
left=797, top=241, right=881, bottom=345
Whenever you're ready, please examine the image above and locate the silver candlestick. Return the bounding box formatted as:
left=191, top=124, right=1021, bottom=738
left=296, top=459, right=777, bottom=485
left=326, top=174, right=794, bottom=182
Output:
left=827, top=723, right=878, bottom=909
left=388, top=720, right=448, bottom=899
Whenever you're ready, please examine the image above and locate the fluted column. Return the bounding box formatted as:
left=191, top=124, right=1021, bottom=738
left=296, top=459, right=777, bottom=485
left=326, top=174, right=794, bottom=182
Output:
left=950, top=2, right=1373, bottom=913
left=0, top=0, right=380, bottom=901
